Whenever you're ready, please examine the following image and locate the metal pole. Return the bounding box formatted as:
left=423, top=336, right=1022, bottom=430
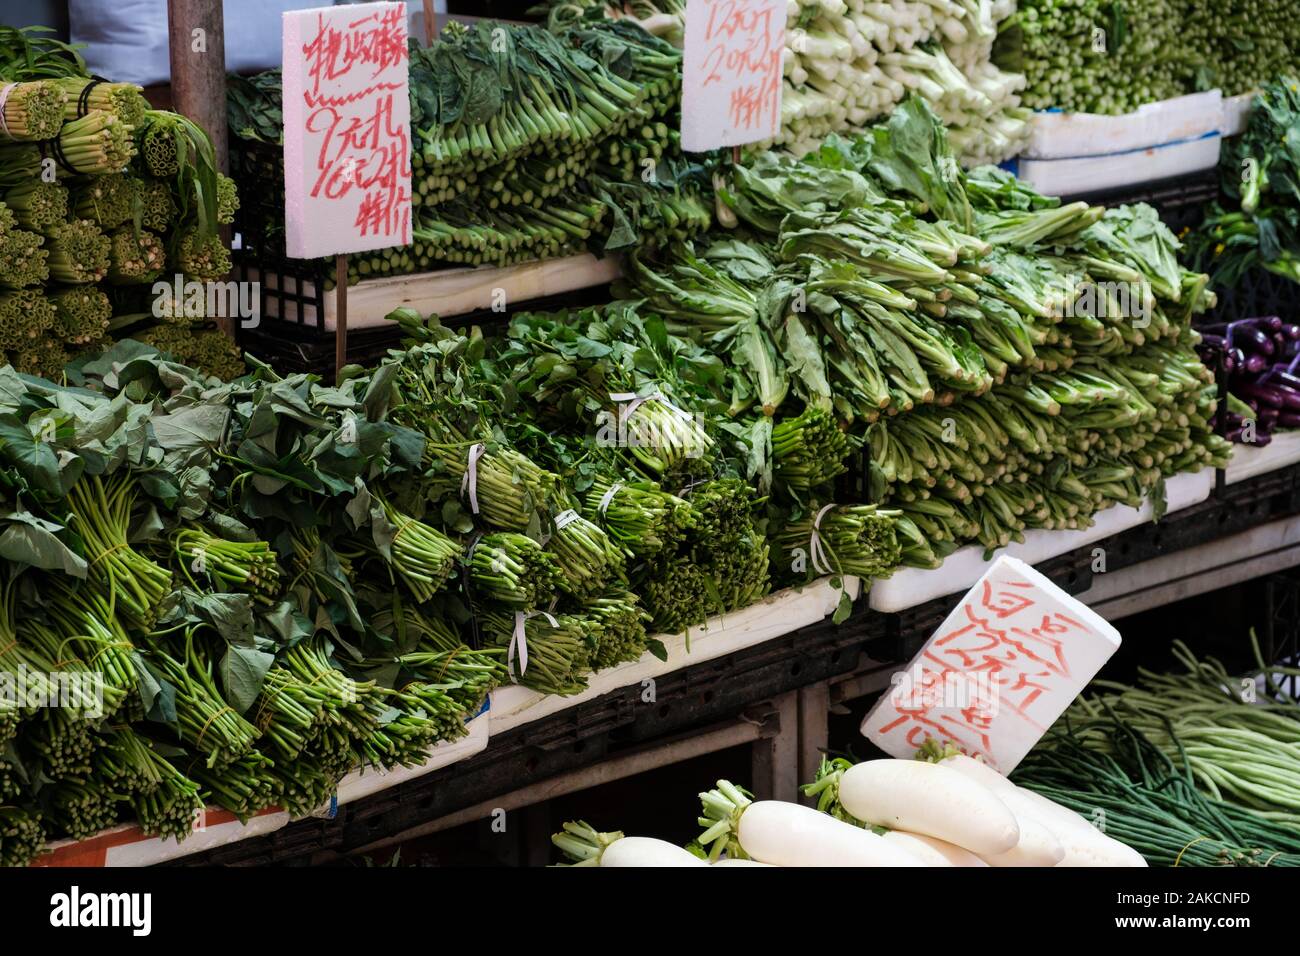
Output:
left=166, top=0, right=228, bottom=174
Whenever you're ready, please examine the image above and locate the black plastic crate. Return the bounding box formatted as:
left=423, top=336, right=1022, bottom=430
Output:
left=1061, top=168, right=1220, bottom=234
left=1204, top=265, right=1300, bottom=324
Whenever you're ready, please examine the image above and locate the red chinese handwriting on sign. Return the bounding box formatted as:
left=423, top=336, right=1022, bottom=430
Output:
left=861, top=557, right=1121, bottom=772
left=283, top=3, right=412, bottom=259
left=681, top=0, right=786, bottom=151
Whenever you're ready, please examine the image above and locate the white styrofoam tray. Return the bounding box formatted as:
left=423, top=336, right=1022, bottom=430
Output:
left=1025, top=91, right=1222, bottom=160
left=1221, top=92, right=1257, bottom=137
left=1014, top=133, right=1221, bottom=197
left=1224, top=430, right=1300, bottom=485
left=489, top=576, right=859, bottom=734
left=333, top=705, right=490, bottom=807
left=868, top=469, right=1216, bottom=613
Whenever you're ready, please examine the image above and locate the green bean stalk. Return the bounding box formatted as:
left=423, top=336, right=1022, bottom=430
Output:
left=371, top=495, right=461, bottom=602
left=73, top=174, right=137, bottom=229
left=107, top=224, right=164, bottom=284
left=172, top=527, right=281, bottom=605
left=482, top=609, right=591, bottom=696
left=775, top=503, right=903, bottom=582
left=51, top=77, right=147, bottom=125
left=547, top=509, right=627, bottom=600
left=45, top=775, right=124, bottom=839
left=772, top=406, right=852, bottom=494
left=436, top=442, right=557, bottom=532
left=144, top=630, right=260, bottom=771
left=49, top=285, right=110, bottom=344
left=576, top=588, right=652, bottom=670
left=0, top=805, right=44, bottom=866
left=0, top=228, right=48, bottom=289
left=188, top=750, right=281, bottom=822
left=132, top=754, right=203, bottom=841
left=0, top=81, right=65, bottom=141
left=583, top=476, right=696, bottom=557
left=468, top=531, right=561, bottom=609
left=65, top=474, right=172, bottom=630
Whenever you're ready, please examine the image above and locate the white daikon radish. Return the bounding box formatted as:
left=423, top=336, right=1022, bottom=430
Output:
left=737, top=800, right=925, bottom=867
left=601, top=837, right=709, bottom=867
left=710, top=858, right=776, bottom=867
left=838, top=759, right=1019, bottom=856
left=938, top=755, right=1146, bottom=867
left=698, top=780, right=923, bottom=866
left=1011, top=789, right=1148, bottom=867
left=882, top=831, right=989, bottom=867
left=936, top=754, right=1062, bottom=865
left=978, top=815, right=1064, bottom=867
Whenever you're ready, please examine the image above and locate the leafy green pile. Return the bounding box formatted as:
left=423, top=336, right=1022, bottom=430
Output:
left=999, top=0, right=1300, bottom=114
left=621, top=96, right=1228, bottom=562
left=1188, top=76, right=1300, bottom=290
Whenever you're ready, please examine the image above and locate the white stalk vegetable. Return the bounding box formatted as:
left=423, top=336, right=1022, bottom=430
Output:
left=837, top=758, right=1020, bottom=856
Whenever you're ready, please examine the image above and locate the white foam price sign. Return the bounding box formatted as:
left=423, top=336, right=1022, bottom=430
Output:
left=681, top=0, right=786, bottom=152
left=861, top=556, right=1122, bottom=773
left=282, top=2, right=412, bottom=259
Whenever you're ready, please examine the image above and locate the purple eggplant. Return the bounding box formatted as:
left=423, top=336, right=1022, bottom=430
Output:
left=1238, top=325, right=1276, bottom=355
left=1199, top=333, right=1228, bottom=349
left=1285, top=325, right=1300, bottom=341
left=1278, top=412, right=1300, bottom=429
left=1268, top=370, right=1300, bottom=393
left=1260, top=316, right=1283, bottom=332
left=1239, top=381, right=1300, bottom=410
left=1229, top=428, right=1274, bottom=446
left=1245, top=353, right=1268, bottom=374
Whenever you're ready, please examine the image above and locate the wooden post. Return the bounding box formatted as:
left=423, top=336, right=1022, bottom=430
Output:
left=166, top=0, right=229, bottom=174
left=335, top=255, right=349, bottom=379
left=421, top=0, right=439, bottom=44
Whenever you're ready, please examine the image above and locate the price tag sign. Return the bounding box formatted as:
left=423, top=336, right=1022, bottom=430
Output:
left=282, top=2, right=413, bottom=259
left=861, top=556, right=1122, bottom=773
left=680, top=0, right=786, bottom=152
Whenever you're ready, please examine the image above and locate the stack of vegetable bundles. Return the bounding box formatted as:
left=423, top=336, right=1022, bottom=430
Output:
left=0, top=26, right=242, bottom=380
left=999, top=0, right=1300, bottom=114
left=0, top=276, right=871, bottom=862
left=621, top=97, right=1229, bottom=567
left=227, top=18, right=715, bottom=290
left=534, top=0, right=1031, bottom=166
